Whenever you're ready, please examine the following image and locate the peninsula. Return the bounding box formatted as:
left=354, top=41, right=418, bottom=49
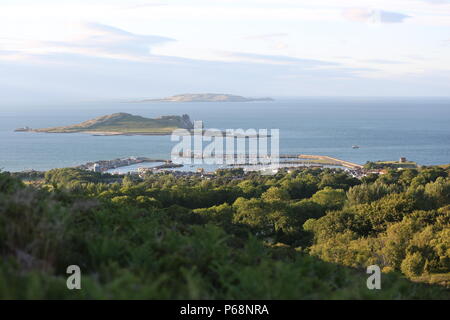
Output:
left=136, top=93, right=274, bottom=103
left=16, top=113, right=194, bottom=136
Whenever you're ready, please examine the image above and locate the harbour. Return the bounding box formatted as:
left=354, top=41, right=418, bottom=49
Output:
left=75, top=153, right=373, bottom=179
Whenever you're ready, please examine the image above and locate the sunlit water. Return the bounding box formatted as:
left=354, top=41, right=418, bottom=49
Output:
left=1, top=97, right=449, bottom=172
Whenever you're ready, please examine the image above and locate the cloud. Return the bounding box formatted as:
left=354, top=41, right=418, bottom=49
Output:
left=4, top=46, right=449, bottom=102
left=0, top=50, right=20, bottom=56
left=222, top=52, right=339, bottom=67
left=49, top=23, right=175, bottom=59
left=2, top=20, right=448, bottom=100
left=364, top=59, right=406, bottom=64
left=342, top=8, right=410, bottom=24
left=0, top=43, right=380, bottom=102
left=3, top=23, right=175, bottom=62
left=244, top=33, right=289, bottom=50
left=244, top=33, right=288, bottom=40
left=419, top=0, right=450, bottom=4
left=121, top=2, right=169, bottom=10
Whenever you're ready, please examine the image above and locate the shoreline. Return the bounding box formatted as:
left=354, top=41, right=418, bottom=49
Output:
left=18, top=130, right=271, bottom=137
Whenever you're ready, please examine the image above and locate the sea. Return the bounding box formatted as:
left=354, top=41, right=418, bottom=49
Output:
left=1, top=97, right=449, bottom=172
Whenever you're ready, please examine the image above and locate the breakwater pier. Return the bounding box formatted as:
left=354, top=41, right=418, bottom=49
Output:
left=77, top=154, right=364, bottom=174
left=77, top=157, right=180, bottom=172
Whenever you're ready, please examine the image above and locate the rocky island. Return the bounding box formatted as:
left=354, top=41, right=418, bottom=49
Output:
left=15, top=112, right=268, bottom=137
left=16, top=113, right=194, bottom=136
left=136, top=93, right=274, bottom=103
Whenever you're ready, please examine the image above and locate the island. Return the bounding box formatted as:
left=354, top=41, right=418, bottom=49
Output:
left=136, top=93, right=274, bottom=103
left=15, top=113, right=194, bottom=136
left=15, top=112, right=269, bottom=138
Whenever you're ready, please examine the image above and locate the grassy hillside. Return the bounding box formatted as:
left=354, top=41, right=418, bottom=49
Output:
left=33, top=113, right=194, bottom=134
left=364, top=160, right=418, bottom=169
left=0, top=166, right=449, bottom=299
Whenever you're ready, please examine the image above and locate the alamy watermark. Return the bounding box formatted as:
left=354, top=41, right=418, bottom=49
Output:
left=66, top=265, right=81, bottom=290
left=64, top=265, right=381, bottom=291
left=366, top=265, right=381, bottom=290
left=170, top=121, right=280, bottom=172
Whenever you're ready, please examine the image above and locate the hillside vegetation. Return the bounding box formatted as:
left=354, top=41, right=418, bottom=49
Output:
left=0, top=166, right=449, bottom=299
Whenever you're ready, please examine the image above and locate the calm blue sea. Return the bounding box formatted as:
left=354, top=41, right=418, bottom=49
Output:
left=1, top=97, right=449, bottom=172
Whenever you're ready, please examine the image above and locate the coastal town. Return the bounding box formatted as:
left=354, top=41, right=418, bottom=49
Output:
left=72, top=154, right=415, bottom=180
left=77, top=157, right=182, bottom=173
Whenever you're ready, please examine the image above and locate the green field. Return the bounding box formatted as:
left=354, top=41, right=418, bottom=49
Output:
left=365, top=160, right=418, bottom=169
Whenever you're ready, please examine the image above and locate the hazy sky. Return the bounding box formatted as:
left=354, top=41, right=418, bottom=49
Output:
left=1, top=0, right=450, bottom=102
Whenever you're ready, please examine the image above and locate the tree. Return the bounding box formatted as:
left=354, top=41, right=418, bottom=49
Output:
left=280, top=174, right=318, bottom=200
left=424, top=177, right=450, bottom=208
left=311, top=187, right=346, bottom=211
left=261, top=186, right=290, bottom=202
left=347, top=182, right=397, bottom=206
left=318, top=171, right=359, bottom=190
left=401, top=252, right=425, bottom=277
left=232, top=197, right=273, bottom=236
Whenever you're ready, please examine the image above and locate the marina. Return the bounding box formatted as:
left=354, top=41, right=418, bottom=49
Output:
left=76, top=153, right=369, bottom=178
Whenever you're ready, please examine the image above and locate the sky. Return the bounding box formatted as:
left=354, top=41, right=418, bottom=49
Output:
left=1, top=0, right=450, bottom=102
